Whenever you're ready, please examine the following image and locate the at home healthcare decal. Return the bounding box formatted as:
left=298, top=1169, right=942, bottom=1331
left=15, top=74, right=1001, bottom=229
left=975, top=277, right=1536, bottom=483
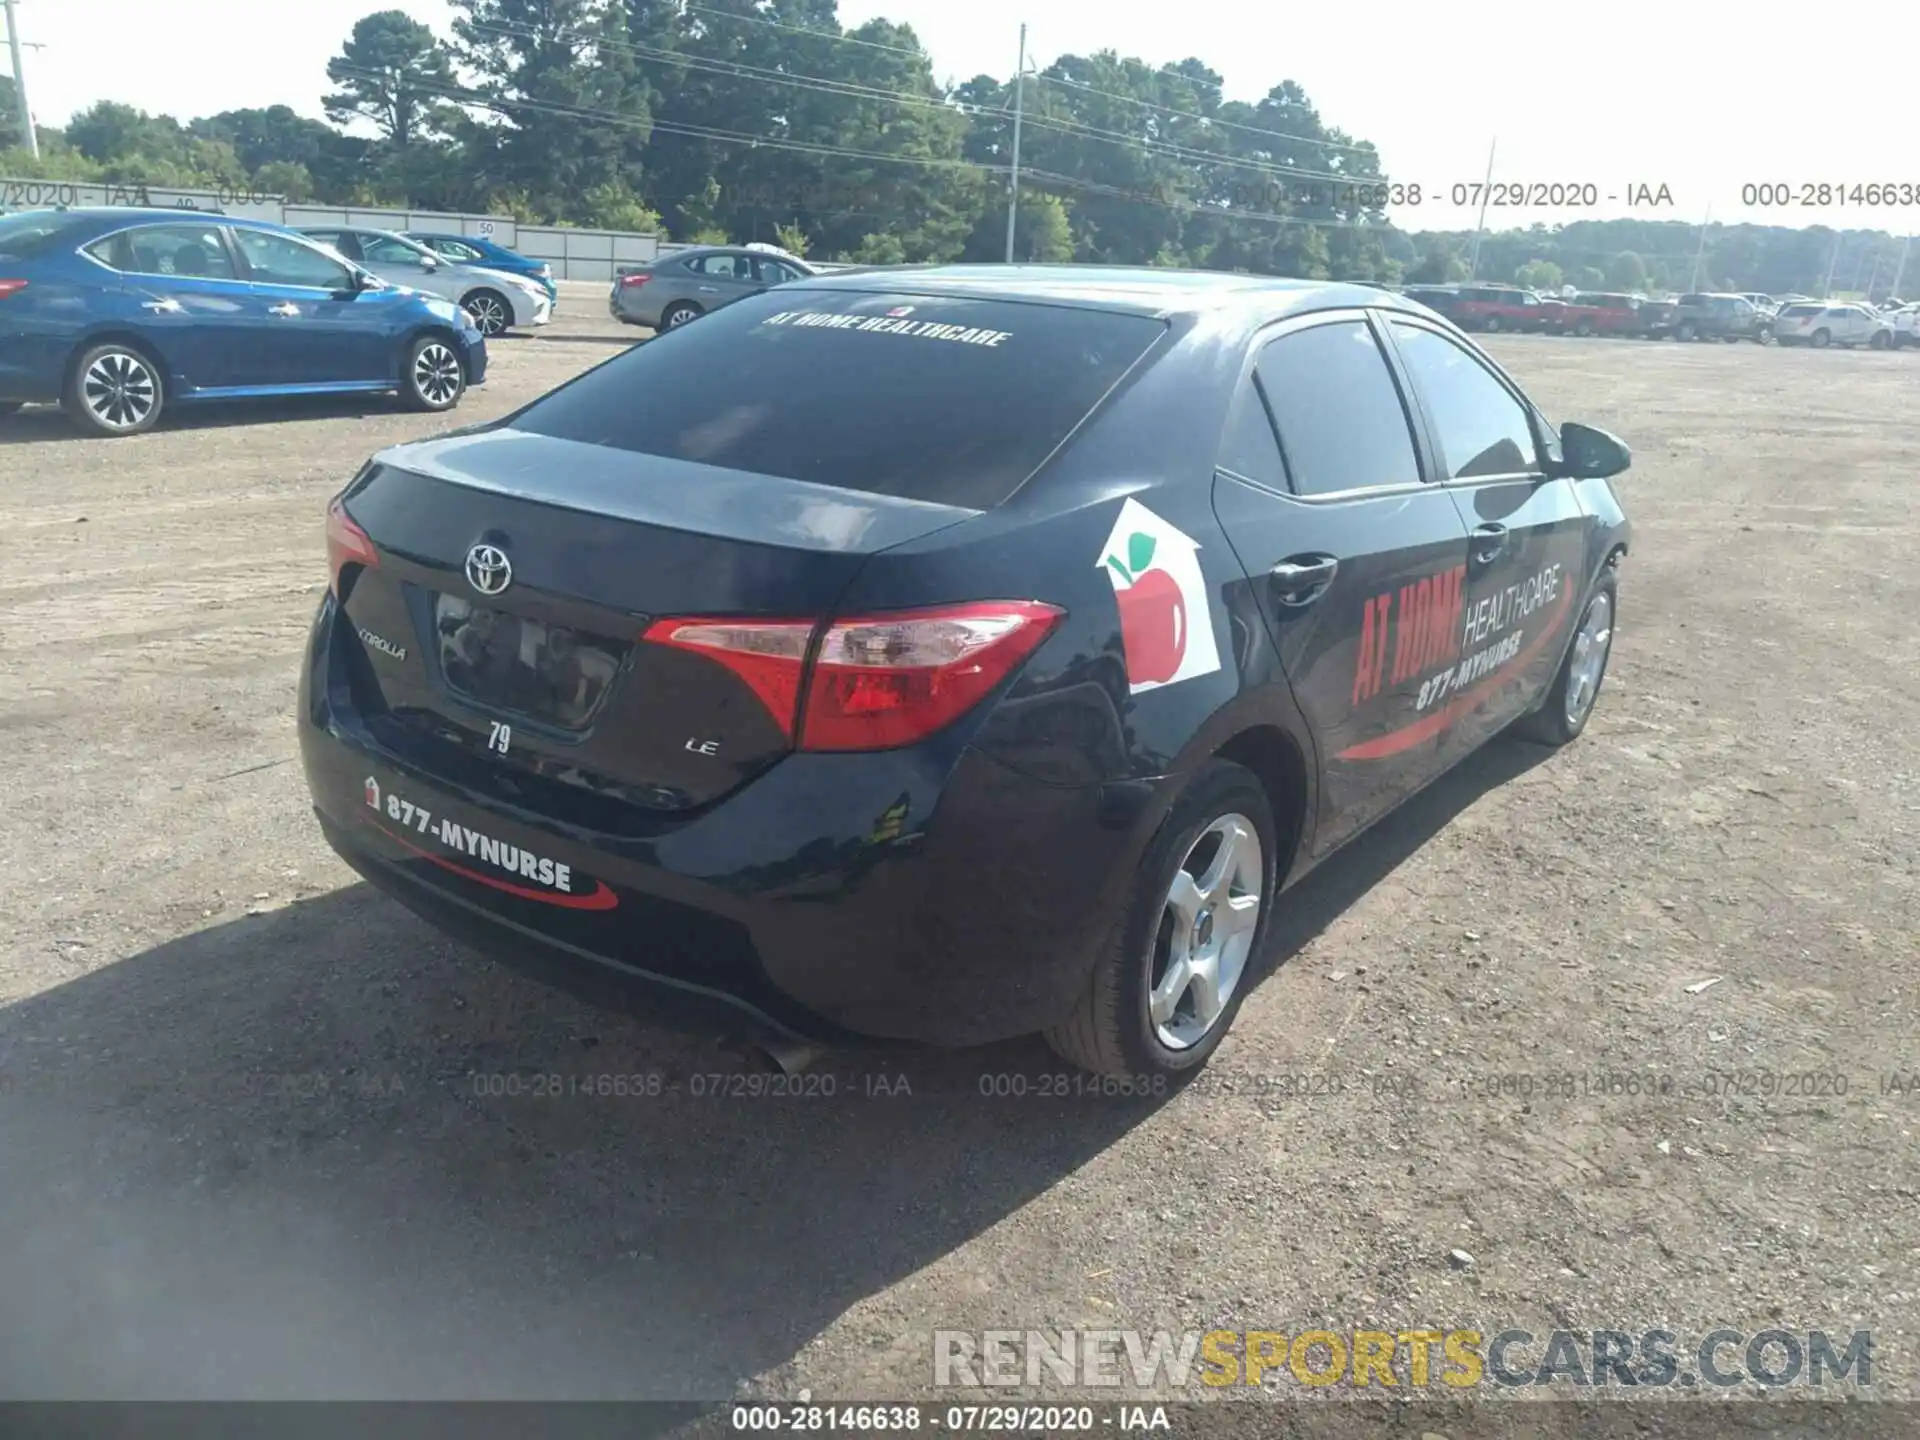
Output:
left=1097, top=498, right=1222, bottom=694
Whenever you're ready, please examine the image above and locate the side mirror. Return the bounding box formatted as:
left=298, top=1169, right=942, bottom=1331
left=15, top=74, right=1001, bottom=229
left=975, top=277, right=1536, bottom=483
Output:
left=420, top=253, right=440, bottom=270
left=1555, top=421, right=1632, bottom=480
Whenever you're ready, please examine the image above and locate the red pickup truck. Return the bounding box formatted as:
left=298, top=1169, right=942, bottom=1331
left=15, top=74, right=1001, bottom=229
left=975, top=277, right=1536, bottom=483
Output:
left=1445, top=285, right=1563, bottom=332
left=1556, top=292, right=1650, bottom=337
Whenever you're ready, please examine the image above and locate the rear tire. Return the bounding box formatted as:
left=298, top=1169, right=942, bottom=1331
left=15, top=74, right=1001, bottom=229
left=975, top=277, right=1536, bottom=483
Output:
left=1869, top=330, right=1891, bottom=350
left=401, top=334, right=466, bottom=412
left=660, top=301, right=703, bottom=329
left=63, top=342, right=164, bottom=437
left=1574, top=317, right=1593, bottom=337
left=1045, top=760, right=1277, bottom=1078
left=1511, top=567, right=1617, bottom=748
left=1483, top=314, right=1501, bottom=333
left=1676, top=321, right=1697, bottom=341
left=1810, top=328, right=1831, bottom=349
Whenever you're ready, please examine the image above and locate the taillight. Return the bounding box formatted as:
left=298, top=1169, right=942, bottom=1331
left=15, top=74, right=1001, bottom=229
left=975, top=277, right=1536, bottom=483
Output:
left=644, top=617, right=814, bottom=738
left=619, top=273, right=650, bottom=288
left=326, top=493, right=378, bottom=597
left=0, top=279, right=27, bottom=299
left=643, top=601, right=1065, bottom=752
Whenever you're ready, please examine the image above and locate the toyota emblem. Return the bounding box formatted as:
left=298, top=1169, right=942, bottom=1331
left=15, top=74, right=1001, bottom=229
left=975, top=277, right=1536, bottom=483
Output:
left=465, top=543, right=513, bottom=596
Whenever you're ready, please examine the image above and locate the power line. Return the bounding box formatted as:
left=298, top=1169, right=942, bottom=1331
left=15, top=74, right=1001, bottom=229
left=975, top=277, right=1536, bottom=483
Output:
left=461, top=16, right=1371, bottom=191
left=1030, top=67, right=1385, bottom=161
left=681, top=2, right=931, bottom=62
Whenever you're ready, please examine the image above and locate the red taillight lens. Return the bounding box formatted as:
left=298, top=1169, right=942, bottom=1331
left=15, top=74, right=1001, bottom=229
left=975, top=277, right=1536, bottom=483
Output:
left=326, top=494, right=378, bottom=597
left=643, top=617, right=815, bottom=738
left=619, top=273, right=650, bottom=288
left=0, top=279, right=28, bottom=299
left=802, top=602, right=1064, bottom=750
left=643, top=601, right=1064, bottom=752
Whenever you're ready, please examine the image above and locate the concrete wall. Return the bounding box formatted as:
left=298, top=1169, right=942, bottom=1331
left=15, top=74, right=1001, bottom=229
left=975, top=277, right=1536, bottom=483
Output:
left=1, top=177, right=664, bottom=282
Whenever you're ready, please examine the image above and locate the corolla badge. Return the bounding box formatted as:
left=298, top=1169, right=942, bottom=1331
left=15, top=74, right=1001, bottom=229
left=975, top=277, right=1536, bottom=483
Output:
left=465, top=543, right=512, bottom=596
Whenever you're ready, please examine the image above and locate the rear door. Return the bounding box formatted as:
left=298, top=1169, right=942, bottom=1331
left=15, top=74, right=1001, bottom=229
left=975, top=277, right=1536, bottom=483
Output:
left=1210, top=310, right=1474, bottom=857
left=1381, top=314, right=1590, bottom=765
left=685, top=252, right=760, bottom=310
left=81, top=221, right=258, bottom=390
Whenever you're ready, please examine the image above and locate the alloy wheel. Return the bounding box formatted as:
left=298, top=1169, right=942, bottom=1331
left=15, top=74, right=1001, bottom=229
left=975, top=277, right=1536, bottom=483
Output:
left=465, top=294, right=508, bottom=336
left=667, top=306, right=699, bottom=328
left=413, top=343, right=463, bottom=407
left=1148, top=814, right=1263, bottom=1050
left=82, top=351, right=159, bottom=432
left=1564, top=592, right=1613, bottom=728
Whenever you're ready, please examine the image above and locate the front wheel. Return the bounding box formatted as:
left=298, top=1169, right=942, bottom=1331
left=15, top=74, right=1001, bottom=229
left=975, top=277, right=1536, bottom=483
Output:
left=1869, top=330, right=1892, bottom=350
left=64, top=343, right=165, bottom=437
left=1810, top=328, right=1832, bottom=349
left=1574, top=318, right=1593, bottom=337
left=1676, top=321, right=1697, bottom=341
left=1483, top=314, right=1501, bottom=333
left=461, top=289, right=512, bottom=337
left=1511, top=568, right=1616, bottom=747
left=401, top=335, right=466, bottom=411
left=1045, top=760, right=1277, bottom=1078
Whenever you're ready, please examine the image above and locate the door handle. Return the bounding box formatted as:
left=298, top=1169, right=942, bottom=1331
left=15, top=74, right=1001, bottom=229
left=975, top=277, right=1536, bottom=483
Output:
left=1471, top=523, right=1509, bottom=565
left=142, top=298, right=184, bottom=314
left=697, top=286, right=718, bottom=293
left=268, top=302, right=301, bottom=317
left=1269, top=554, right=1339, bottom=607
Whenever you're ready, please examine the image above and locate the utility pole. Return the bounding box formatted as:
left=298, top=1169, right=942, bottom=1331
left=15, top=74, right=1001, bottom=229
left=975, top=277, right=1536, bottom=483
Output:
left=1465, top=137, right=1495, bottom=281
left=1889, top=234, right=1912, bottom=301
left=1003, top=23, right=1026, bottom=265
left=3, top=0, right=37, bottom=159
left=1821, top=231, right=1842, bottom=298
left=1687, top=206, right=1713, bottom=292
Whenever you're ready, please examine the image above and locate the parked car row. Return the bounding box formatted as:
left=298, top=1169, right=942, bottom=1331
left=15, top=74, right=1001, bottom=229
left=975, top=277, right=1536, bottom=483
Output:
left=0, top=207, right=492, bottom=436
left=1399, top=283, right=1903, bottom=350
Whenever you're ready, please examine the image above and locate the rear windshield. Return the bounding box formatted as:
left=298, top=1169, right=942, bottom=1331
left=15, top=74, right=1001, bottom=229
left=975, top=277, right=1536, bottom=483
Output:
left=1781, top=304, right=1823, bottom=317
left=510, top=289, right=1166, bottom=508
left=0, top=211, right=88, bottom=260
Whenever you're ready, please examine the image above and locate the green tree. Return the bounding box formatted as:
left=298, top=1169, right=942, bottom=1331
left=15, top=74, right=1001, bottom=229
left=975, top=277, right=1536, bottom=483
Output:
left=1516, top=259, right=1563, bottom=290
left=324, top=10, right=459, bottom=149
left=453, top=0, right=650, bottom=224
left=1605, top=250, right=1647, bottom=291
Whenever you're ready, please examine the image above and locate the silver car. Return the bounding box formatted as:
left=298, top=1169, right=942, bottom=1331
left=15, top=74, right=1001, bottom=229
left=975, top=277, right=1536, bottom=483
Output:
left=609, top=245, right=817, bottom=330
left=299, top=226, right=551, bottom=337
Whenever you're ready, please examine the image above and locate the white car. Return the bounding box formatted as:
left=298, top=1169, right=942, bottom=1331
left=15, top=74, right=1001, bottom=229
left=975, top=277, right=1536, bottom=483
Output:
left=299, top=226, right=551, bottom=336
left=1889, top=303, right=1920, bottom=348
left=1772, top=301, right=1893, bottom=350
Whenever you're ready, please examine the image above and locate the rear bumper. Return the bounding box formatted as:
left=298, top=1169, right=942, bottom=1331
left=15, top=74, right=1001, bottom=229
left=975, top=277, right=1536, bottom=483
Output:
left=298, top=594, right=1161, bottom=1047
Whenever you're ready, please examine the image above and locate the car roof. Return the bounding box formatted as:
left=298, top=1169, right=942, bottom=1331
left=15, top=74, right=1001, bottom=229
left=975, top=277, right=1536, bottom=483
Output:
left=782, top=264, right=1425, bottom=320
left=17, top=206, right=293, bottom=233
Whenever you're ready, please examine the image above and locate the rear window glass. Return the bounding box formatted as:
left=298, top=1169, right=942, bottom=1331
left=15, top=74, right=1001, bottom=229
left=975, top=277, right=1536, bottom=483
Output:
left=0, top=211, right=88, bottom=260
left=509, top=290, right=1166, bottom=509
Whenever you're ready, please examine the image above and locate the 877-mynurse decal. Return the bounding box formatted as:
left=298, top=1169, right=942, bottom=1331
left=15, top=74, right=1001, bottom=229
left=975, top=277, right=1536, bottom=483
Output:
left=1097, top=499, right=1223, bottom=694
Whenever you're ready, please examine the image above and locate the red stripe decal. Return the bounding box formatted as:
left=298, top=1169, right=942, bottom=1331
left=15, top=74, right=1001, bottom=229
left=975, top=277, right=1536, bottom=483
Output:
left=369, top=819, right=620, bottom=911
left=1337, top=579, right=1576, bottom=761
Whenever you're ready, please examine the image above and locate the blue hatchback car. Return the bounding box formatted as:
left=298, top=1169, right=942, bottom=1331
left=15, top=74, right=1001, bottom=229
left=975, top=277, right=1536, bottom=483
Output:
left=406, top=232, right=557, bottom=304
left=0, top=208, right=488, bottom=437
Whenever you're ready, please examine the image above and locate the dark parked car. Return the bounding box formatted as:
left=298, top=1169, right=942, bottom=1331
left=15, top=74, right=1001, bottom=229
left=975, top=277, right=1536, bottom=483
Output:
left=0, top=208, right=486, bottom=436
left=301, top=267, right=1632, bottom=1077
left=1666, top=293, right=1768, bottom=342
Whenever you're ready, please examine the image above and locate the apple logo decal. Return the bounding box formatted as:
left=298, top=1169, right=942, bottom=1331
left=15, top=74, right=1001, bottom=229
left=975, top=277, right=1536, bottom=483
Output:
left=1097, top=498, right=1223, bottom=694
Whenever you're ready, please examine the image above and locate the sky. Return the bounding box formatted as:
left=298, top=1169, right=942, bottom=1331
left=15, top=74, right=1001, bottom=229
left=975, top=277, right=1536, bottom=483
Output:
left=10, top=0, right=1920, bottom=238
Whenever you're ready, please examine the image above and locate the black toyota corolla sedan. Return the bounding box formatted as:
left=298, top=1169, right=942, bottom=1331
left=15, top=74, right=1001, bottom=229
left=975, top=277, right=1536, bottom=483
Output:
left=299, top=265, right=1632, bottom=1077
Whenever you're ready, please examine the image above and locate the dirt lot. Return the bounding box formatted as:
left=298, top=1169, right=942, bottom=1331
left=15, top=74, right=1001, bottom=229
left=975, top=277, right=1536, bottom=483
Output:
left=1, top=309, right=1915, bottom=1410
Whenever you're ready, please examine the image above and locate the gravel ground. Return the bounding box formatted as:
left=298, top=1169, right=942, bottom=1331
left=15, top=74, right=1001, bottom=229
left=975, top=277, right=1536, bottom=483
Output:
left=0, top=310, right=1915, bottom=1413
